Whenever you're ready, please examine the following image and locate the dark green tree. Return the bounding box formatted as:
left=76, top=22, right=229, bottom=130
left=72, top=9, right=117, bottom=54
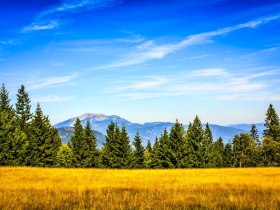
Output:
left=184, top=116, right=205, bottom=168
left=29, top=103, right=61, bottom=166
left=158, top=128, right=174, bottom=168
left=0, top=85, right=14, bottom=165
left=69, top=118, right=87, bottom=167
left=0, top=85, right=27, bottom=166
left=204, top=123, right=213, bottom=145
left=150, top=137, right=161, bottom=168
left=210, top=137, right=224, bottom=168
left=250, top=124, right=260, bottom=145
left=0, top=111, right=27, bottom=165
left=132, top=132, right=145, bottom=168
left=144, top=140, right=152, bottom=168
left=0, top=84, right=13, bottom=114
left=146, top=140, right=152, bottom=152
left=202, top=123, right=213, bottom=167
left=118, top=124, right=133, bottom=168
left=15, top=85, right=32, bottom=132
left=101, top=123, right=132, bottom=168
left=83, top=121, right=100, bottom=167
left=223, top=143, right=233, bottom=167
left=263, top=104, right=280, bottom=140
left=262, top=136, right=280, bottom=166
left=101, top=122, right=116, bottom=168
left=262, top=104, right=280, bottom=166
left=232, top=133, right=252, bottom=167
left=169, top=120, right=185, bottom=168
left=247, top=124, right=262, bottom=166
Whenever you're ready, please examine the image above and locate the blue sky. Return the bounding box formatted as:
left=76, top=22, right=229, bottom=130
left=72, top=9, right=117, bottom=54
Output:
left=1, top=0, right=280, bottom=125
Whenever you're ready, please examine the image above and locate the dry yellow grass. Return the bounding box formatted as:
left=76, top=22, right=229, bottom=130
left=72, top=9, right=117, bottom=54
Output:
left=0, top=167, right=280, bottom=209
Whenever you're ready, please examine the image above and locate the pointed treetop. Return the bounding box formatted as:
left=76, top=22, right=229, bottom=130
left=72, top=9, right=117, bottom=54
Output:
left=205, top=122, right=213, bottom=144
left=146, top=140, right=152, bottom=152
left=263, top=103, right=280, bottom=140
left=250, top=124, right=260, bottom=145
left=0, top=83, right=13, bottom=113
left=15, top=84, right=32, bottom=130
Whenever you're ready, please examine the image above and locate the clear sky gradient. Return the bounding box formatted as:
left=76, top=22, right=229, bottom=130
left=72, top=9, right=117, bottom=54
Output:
left=1, top=0, right=280, bottom=125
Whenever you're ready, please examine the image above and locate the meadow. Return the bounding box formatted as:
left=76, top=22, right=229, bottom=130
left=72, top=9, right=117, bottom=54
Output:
left=0, top=167, right=279, bottom=210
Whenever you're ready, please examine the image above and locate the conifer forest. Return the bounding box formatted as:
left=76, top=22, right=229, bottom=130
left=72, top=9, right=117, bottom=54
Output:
left=1, top=83, right=280, bottom=168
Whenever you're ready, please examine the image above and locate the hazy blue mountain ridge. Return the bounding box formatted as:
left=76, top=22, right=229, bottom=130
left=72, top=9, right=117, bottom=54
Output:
left=55, top=113, right=264, bottom=146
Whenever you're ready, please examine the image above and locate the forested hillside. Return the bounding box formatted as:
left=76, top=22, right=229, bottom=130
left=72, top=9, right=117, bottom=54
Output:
left=1, top=84, right=280, bottom=168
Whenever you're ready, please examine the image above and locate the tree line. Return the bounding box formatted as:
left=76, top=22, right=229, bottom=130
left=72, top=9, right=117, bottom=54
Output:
left=0, top=84, right=280, bottom=168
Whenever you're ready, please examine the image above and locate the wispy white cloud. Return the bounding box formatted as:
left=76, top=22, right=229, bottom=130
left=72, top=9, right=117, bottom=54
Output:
left=52, top=35, right=145, bottom=53
left=0, top=40, right=18, bottom=45
left=217, top=92, right=280, bottom=102
left=242, top=47, right=279, bottom=57
left=55, top=35, right=144, bottom=46
left=22, top=0, right=123, bottom=32
left=32, top=95, right=74, bottom=103
left=111, top=77, right=170, bottom=92
left=60, top=47, right=109, bottom=53
left=117, top=35, right=145, bottom=43
left=181, top=54, right=210, bottom=60
left=22, top=20, right=60, bottom=33
left=28, top=73, right=78, bottom=90
left=245, top=70, right=278, bottom=79
left=188, top=68, right=229, bottom=77
left=109, top=68, right=280, bottom=101
left=99, top=14, right=280, bottom=69
left=39, top=0, right=122, bottom=17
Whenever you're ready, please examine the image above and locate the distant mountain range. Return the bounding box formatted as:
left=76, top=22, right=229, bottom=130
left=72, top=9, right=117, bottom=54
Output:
left=55, top=113, right=265, bottom=146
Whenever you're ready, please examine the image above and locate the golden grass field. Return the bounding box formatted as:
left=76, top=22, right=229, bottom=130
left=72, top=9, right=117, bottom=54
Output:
left=0, top=167, right=280, bottom=210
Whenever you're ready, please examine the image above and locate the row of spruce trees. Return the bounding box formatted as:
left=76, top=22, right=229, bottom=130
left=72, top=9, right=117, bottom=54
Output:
left=0, top=84, right=280, bottom=168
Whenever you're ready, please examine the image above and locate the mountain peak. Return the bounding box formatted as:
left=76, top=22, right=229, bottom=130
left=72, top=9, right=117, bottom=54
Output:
left=78, top=113, right=108, bottom=121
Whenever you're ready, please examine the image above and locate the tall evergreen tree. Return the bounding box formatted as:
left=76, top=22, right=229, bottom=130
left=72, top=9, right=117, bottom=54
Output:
left=262, top=136, right=280, bottom=166
left=118, top=124, right=133, bottom=168
left=48, top=127, right=62, bottom=165
left=223, top=143, right=233, bottom=167
left=184, top=116, right=205, bottom=168
left=0, top=84, right=13, bottom=114
left=146, top=140, right=152, bottom=152
left=150, top=137, right=161, bottom=168
left=204, top=123, right=213, bottom=145
left=15, top=85, right=32, bottom=132
left=101, top=123, right=132, bottom=168
left=83, top=121, right=99, bottom=167
left=247, top=124, right=262, bottom=166
left=169, top=120, right=185, bottom=168
left=69, top=118, right=87, bottom=167
left=202, top=123, right=213, bottom=167
left=210, top=137, right=224, bottom=167
left=158, top=128, right=174, bottom=168
left=144, top=140, right=152, bottom=168
left=132, top=132, right=145, bottom=168
left=0, top=85, right=27, bottom=166
left=29, top=103, right=61, bottom=166
left=262, top=104, right=280, bottom=166
left=0, top=111, right=26, bottom=165
left=250, top=124, right=259, bottom=144
left=263, top=104, right=280, bottom=140
left=232, top=133, right=252, bottom=167
left=101, top=122, right=116, bottom=168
